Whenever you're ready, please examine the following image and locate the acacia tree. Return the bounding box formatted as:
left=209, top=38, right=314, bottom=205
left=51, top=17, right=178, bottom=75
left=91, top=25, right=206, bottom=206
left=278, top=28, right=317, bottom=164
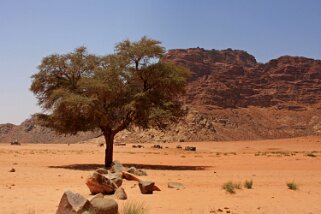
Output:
left=30, top=37, right=189, bottom=167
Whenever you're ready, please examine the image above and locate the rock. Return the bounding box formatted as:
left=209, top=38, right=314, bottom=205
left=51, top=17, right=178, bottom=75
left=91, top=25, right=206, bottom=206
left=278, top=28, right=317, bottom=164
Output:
left=168, top=182, right=185, bottom=190
left=122, top=171, right=141, bottom=182
left=127, top=167, right=147, bottom=176
left=176, top=145, right=182, bottom=149
left=10, top=141, right=21, bottom=146
left=138, top=181, right=161, bottom=194
left=184, top=146, right=196, bottom=151
left=88, top=193, right=104, bottom=202
left=110, top=160, right=125, bottom=173
left=152, top=144, right=163, bottom=149
left=90, top=197, right=118, bottom=214
left=106, top=172, right=123, bottom=188
left=95, top=168, right=109, bottom=174
left=86, top=172, right=117, bottom=194
left=56, top=191, right=94, bottom=214
left=9, top=168, right=15, bottom=172
left=114, top=187, right=127, bottom=200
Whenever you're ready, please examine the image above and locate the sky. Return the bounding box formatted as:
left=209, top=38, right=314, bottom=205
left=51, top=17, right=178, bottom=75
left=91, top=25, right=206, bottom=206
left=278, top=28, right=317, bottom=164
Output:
left=0, top=0, right=321, bottom=124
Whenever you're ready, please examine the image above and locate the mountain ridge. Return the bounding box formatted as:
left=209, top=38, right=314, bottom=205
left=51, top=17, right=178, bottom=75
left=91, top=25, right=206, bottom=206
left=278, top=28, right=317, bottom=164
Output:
left=1, top=48, right=320, bottom=143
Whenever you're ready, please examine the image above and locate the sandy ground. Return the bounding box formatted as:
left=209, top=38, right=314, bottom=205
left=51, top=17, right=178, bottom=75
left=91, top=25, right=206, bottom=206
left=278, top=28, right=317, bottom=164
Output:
left=1, top=136, right=321, bottom=214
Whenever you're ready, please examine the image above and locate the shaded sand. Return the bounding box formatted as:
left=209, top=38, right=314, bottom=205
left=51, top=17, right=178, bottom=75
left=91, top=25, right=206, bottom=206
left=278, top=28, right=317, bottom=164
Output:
left=1, top=136, right=321, bottom=213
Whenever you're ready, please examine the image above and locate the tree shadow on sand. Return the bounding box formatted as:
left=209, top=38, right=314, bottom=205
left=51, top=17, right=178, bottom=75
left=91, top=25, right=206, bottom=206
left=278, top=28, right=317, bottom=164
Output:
left=48, top=163, right=210, bottom=171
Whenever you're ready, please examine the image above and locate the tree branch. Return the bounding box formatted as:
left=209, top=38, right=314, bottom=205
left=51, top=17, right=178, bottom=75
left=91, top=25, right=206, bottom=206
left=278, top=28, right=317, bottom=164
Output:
left=112, top=111, right=134, bottom=134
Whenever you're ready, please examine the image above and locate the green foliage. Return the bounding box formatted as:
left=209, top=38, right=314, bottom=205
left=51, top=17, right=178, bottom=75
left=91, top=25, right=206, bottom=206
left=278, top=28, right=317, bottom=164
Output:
left=223, top=181, right=242, bottom=194
left=223, top=181, right=236, bottom=194
left=244, top=180, right=253, bottom=189
left=30, top=37, right=189, bottom=135
left=287, top=181, right=298, bottom=190
left=121, top=201, right=147, bottom=214
left=30, top=37, right=189, bottom=166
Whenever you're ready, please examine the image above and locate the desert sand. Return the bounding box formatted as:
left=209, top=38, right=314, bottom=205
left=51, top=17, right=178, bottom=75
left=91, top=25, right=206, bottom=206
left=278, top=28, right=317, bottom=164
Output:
left=1, top=136, right=321, bottom=214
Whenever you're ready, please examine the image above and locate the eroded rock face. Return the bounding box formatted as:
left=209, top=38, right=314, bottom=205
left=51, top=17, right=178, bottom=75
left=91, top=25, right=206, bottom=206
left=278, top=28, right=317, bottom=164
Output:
left=164, top=48, right=321, bottom=108
left=86, top=172, right=118, bottom=194
left=56, top=191, right=93, bottom=214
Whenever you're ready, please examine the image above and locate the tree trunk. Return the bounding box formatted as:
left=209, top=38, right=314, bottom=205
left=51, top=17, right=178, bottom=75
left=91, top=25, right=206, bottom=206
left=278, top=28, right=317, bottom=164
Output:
left=103, top=130, right=114, bottom=168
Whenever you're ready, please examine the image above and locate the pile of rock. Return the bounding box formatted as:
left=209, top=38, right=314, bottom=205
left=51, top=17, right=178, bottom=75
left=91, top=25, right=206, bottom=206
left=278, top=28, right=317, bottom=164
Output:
left=56, top=191, right=118, bottom=214
left=55, top=161, right=186, bottom=213
left=86, top=160, right=160, bottom=197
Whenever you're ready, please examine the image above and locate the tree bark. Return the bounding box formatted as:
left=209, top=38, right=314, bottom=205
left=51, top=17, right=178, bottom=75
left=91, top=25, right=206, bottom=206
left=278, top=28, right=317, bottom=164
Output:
left=103, top=129, right=114, bottom=168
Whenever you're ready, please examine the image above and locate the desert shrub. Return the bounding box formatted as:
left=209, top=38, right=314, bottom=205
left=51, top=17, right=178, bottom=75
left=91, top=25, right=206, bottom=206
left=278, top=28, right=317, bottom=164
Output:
left=122, top=201, right=147, bottom=214
left=223, top=181, right=235, bottom=194
left=244, top=180, right=253, bottom=189
left=287, top=181, right=298, bottom=190
left=223, top=181, right=243, bottom=193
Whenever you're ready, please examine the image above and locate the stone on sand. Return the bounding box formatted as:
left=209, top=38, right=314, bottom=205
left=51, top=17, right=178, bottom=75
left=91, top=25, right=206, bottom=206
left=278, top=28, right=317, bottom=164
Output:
left=56, top=191, right=93, bottom=214
left=114, top=187, right=127, bottom=200
left=110, top=160, right=125, bottom=173
left=168, top=182, right=185, bottom=190
left=127, top=167, right=147, bottom=176
left=122, top=171, right=141, bottom=182
left=138, top=181, right=161, bottom=194
left=90, top=197, right=118, bottom=214
left=86, top=172, right=117, bottom=194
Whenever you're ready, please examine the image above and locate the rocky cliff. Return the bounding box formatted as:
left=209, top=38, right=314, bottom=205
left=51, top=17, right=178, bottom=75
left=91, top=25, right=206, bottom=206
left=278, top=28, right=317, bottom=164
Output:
left=1, top=48, right=320, bottom=144
left=164, top=48, right=321, bottom=109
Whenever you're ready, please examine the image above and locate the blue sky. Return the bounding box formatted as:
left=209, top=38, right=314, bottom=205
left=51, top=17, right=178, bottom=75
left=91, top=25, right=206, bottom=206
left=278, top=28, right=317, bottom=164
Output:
left=0, top=0, right=321, bottom=124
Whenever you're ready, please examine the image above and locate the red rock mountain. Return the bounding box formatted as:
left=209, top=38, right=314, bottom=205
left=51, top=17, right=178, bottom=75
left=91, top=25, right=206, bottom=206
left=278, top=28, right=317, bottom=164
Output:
left=164, top=48, right=321, bottom=109
left=1, top=48, right=320, bottom=143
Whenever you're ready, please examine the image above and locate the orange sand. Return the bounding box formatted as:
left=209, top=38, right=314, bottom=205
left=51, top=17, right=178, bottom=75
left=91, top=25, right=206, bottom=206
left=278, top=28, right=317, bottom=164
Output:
left=1, top=136, right=321, bottom=214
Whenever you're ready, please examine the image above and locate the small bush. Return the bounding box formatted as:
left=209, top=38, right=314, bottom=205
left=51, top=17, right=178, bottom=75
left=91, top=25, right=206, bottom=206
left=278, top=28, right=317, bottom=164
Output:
left=223, top=181, right=235, bottom=194
left=287, top=181, right=298, bottom=190
left=122, top=201, right=147, bottom=214
left=223, top=181, right=242, bottom=193
left=244, top=180, right=253, bottom=189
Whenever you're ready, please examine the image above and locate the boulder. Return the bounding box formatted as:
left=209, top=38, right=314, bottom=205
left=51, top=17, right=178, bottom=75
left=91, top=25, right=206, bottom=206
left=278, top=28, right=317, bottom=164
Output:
left=90, top=197, right=118, bottom=214
left=138, top=181, right=161, bottom=194
left=122, top=171, right=141, bottom=182
left=86, top=172, right=117, bottom=194
left=106, top=172, right=123, bottom=188
left=114, top=187, right=127, bottom=200
left=127, top=167, right=147, bottom=176
left=88, top=193, right=104, bottom=202
left=168, top=182, right=185, bottom=190
left=56, top=191, right=93, bottom=214
left=110, top=160, right=125, bottom=173
left=184, top=146, right=196, bottom=151
left=95, top=168, right=109, bottom=175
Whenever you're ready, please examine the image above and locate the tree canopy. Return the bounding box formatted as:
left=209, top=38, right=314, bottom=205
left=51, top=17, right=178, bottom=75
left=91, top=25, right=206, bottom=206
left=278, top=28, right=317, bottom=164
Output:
left=30, top=36, right=189, bottom=167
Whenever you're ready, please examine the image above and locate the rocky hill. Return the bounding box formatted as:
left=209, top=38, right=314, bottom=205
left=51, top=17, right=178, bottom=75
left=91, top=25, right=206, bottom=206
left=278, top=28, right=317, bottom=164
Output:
left=0, top=118, right=99, bottom=144
left=165, top=48, right=321, bottom=109
left=1, top=48, right=321, bottom=144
